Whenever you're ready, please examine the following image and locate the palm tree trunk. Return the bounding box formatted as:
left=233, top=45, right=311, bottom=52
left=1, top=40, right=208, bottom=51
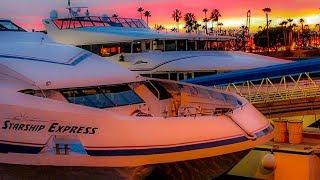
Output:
left=205, top=22, right=208, bottom=34
left=177, top=21, right=179, bottom=32
left=266, top=13, right=270, bottom=52
left=212, top=21, right=214, bottom=32
left=283, top=27, right=286, bottom=46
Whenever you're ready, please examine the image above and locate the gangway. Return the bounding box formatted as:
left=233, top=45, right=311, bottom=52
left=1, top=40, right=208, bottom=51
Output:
left=185, top=58, right=320, bottom=118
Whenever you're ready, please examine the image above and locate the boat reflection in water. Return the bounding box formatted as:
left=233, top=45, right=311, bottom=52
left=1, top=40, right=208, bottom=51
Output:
left=0, top=19, right=273, bottom=179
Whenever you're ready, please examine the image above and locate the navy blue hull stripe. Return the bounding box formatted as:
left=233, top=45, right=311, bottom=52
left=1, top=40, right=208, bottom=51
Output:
left=86, top=136, right=248, bottom=156
left=0, top=143, right=43, bottom=154
left=0, top=53, right=92, bottom=66
left=0, top=126, right=273, bottom=156
left=86, top=126, right=273, bottom=156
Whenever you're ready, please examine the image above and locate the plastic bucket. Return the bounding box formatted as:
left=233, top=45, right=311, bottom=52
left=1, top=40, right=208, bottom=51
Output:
left=287, top=120, right=303, bottom=144
left=273, top=119, right=288, bottom=143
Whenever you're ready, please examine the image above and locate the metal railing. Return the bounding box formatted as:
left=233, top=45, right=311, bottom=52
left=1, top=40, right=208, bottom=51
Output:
left=213, top=72, right=320, bottom=105
left=53, top=16, right=147, bottom=30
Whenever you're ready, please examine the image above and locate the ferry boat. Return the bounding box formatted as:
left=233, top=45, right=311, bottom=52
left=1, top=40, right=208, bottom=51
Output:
left=0, top=19, right=273, bottom=179
left=42, top=1, right=289, bottom=81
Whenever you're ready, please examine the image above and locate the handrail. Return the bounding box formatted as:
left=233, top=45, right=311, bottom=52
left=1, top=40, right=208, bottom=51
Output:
left=147, top=80, right=161, bottom=100
left=217, top=72, right=320, bottom=105
left=225, top=113, right=257, bottom=140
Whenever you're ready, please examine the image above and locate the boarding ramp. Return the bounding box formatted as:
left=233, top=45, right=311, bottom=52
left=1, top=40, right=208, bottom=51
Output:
left=185, top=58, right=320, bottom=118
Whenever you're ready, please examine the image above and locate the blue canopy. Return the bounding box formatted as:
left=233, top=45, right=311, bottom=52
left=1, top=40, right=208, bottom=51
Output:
left=184, top=58, right=320, bottom=86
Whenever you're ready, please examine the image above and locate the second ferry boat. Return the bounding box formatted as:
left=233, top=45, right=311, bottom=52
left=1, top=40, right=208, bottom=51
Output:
left=43, top=1, right=289, bottom=81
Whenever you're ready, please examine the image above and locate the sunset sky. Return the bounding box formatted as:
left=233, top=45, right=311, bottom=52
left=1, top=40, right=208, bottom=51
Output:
left=0, top=0, right=319, bottom=32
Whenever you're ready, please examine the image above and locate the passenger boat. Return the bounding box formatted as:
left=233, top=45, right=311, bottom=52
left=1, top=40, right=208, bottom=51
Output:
left=0, top=19, right=273, bottom=179
left=42, top=1, right=289, bottom=81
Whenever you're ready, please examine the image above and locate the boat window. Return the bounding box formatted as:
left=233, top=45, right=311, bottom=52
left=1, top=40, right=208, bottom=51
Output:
left=141, top=74, right=151, bottom=78
left=60, top=84, right=144, bottom=108
left=177, top=40, right=187, bottom=51
left=153, top=40, right=164, bottom=51
left=132, top=42, right=142, bottom=53
left=178, top=73, right=184, bottom=80
left=170, top=73, right=177, bottom=81
left=143, top=80, right=172, bottom=100
left=120, top=42, right=132, bottom=53
left=151, top=73, right=169, bottom=80
left=0, top=24, right=6, bottom=30
left=187, top=40, right=196, bottom=51
left=194, top=71, right=217, bottom=78
left=165, top=40, right=176, bottom=51
left=91, top=44, right=102, bottom=55
left=99, top=84, right=143, bottom=106
left=60, top=88, right=115, bottom=108
left=100, top=44, right=120, bottom=57
left=197, top=41, right=206, bottom=50
left=186, top=72, right=193, bottom=79
left=0, top=20, right=26, bottom=32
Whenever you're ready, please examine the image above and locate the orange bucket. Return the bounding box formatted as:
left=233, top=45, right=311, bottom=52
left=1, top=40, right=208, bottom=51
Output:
left=287, top=120, right=303, bottom=144
left=273, top=119, right=288, bottom=143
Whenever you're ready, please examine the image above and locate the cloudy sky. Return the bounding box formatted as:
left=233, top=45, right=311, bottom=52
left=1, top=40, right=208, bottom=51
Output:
left=0, top=0, right=319, bottom=31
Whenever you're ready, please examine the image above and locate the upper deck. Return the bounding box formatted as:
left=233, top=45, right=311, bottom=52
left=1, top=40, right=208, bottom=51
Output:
left=51, top=16, right=148, bottom=30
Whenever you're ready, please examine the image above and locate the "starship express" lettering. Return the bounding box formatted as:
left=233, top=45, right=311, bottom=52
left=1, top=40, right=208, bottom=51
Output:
left=2, top=120, right=98, bottom=135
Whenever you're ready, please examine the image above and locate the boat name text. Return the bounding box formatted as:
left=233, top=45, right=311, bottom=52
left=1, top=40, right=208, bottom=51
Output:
left=2, top=121, right=98, bottom=134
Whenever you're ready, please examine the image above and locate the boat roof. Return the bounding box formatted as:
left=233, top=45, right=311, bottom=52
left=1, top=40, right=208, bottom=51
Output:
left=0, top=31, right=140, bottom=90
left=109, top=51, right=291, bottom=72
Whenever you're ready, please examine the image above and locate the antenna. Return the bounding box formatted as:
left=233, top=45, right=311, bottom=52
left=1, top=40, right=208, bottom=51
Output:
left=66, top=0, right=88, bottom=18
left=246, top=10, right=251, bottom=35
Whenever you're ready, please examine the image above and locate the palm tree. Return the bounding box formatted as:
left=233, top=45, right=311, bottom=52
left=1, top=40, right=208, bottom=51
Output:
left=262, top=7, right=271, bottom=52
left=239, top=25, right=247, bottom=50
left=286, top=18, right=294, bottom=45
left=203, top=8, right=208, bottom=34
left=171, top=27, right=178, bottom=32
left=210, top=9, right=221, bottom=33
left=144, top=10, right=151, bottom=26
left=155, top=24, right=165, bottom=32
left=287, top=18, right=293, bottom=27
left=184, top=13, right=196, bottom=33
left=299, top=18, right=305, bottom=31
left=279, top=20, right=288, bottom=45
left=172, top=9, right=182, bottom=32
left=316, top=24, right=320, bottom=46
left=193, top=21, right=201, bottom=34
left=137, top=7, right=144, bottom=19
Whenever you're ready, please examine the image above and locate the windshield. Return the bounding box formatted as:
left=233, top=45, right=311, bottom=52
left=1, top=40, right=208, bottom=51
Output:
left=0, top=20, right=26, bottom=32
left=60, top=84, right=144, bottom=108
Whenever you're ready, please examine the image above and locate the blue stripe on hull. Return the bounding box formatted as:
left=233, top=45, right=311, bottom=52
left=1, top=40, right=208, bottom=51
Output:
left=0, top=126, right=273, bottom=156
left=0, top=143, right=42, bottom=154
left=87, top=126, right=273, bottom=156
left=87, top=136, right=248, bottom=156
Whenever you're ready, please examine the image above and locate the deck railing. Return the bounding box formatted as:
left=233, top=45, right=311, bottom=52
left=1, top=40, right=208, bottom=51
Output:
left=53, top=16, right=147, bottom=30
